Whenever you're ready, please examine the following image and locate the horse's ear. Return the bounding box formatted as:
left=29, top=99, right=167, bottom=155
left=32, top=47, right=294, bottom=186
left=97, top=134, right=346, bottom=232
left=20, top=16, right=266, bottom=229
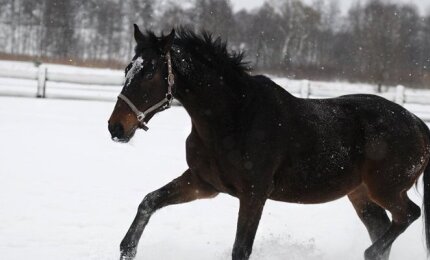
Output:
left=161, top=29, right=175, bottom=53
left=134, top=24, right=145, bottom=43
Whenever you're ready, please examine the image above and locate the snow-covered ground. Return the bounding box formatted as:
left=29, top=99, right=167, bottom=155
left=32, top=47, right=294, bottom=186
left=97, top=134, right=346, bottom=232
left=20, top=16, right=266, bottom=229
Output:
left=0, top=96, right=428, bottom=260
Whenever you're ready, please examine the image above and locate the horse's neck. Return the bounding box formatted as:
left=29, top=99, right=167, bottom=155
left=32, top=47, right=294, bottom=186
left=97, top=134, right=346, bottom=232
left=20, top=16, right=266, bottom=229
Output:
left=171, top=48, right=249, bottom=140
left=175, top=78, right=241, bottom=141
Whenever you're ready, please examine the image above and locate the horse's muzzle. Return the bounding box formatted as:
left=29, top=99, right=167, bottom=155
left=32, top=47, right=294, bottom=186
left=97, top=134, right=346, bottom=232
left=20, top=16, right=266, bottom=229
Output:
left=109, top=123, right=129, bottom=143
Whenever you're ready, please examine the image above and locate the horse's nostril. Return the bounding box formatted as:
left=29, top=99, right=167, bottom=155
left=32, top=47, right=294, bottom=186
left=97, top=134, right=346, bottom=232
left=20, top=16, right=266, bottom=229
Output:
left=109, top=123, right=125, bottom=139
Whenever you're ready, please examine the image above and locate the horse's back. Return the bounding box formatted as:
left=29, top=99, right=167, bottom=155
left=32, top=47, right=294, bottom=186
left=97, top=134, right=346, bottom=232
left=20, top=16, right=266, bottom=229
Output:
left=335, top=94, right=428, bottom=143
left=291, top=93, right=427, bottom=140
left=268, top=92, right=430, bottom=203
left=246, top=79, right=429, bottom=154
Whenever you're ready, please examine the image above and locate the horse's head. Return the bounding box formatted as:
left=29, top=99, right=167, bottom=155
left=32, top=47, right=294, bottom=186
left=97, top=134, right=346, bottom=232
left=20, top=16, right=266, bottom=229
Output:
left=108, top=25, right=175, bottom=142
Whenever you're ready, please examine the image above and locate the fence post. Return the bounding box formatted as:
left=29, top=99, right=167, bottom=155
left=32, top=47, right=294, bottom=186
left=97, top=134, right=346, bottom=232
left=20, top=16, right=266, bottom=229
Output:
left=395, top=85, right=404, bottom=105
left=301, top=80, right=310, bottom=98
left=37, top=66, right=47, bottom=98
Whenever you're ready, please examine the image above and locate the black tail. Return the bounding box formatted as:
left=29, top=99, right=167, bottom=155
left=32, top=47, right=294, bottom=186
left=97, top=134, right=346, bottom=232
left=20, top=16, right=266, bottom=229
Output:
left=424, top=160, right=430, bottom=255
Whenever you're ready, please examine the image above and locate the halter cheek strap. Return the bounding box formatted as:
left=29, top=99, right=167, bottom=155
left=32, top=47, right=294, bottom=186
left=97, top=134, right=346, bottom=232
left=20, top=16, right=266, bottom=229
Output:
left=118, top=51, right=175, bottom=131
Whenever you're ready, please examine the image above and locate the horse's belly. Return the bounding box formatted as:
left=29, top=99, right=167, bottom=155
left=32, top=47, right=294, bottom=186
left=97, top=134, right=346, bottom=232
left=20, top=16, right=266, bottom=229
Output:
left=269, top=169, right=362, bottom=204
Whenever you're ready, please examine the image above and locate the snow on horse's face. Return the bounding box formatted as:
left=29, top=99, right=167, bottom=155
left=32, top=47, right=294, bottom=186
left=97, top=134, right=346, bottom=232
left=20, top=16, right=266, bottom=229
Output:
left=108, top=26, right=174, bottom=142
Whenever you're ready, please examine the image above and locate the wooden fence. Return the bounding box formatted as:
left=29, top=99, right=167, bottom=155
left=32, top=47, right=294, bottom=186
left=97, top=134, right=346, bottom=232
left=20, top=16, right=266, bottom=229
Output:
left=0, top=64, right=429, bottom=121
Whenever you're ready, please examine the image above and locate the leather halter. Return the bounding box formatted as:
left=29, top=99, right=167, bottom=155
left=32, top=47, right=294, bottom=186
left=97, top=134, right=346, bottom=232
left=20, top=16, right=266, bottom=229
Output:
left=118, top=51, right=175, bottom=131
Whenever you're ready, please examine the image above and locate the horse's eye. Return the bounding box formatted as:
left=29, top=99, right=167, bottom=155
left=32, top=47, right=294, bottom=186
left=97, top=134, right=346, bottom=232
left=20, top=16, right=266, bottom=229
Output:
left=124, top=64, right=132, bottom=75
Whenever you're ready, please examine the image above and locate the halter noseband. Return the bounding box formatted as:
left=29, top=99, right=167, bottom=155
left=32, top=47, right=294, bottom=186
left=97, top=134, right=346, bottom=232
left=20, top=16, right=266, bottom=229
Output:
left=118, top=51, right=175, bottom=131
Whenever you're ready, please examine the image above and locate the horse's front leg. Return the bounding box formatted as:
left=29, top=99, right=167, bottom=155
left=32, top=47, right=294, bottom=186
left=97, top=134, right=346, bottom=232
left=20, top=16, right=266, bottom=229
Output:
left=119, top=169, right=218, bottom=260
left=232, top=196, right=267, bottom=260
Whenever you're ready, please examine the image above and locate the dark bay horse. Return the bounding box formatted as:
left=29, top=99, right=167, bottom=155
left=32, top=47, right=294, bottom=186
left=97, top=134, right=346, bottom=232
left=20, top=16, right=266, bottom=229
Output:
left=108, top=25, right=430, bottom=260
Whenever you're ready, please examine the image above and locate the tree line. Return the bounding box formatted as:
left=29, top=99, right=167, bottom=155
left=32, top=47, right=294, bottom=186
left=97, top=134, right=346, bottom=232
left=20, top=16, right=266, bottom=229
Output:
left=0, top=0, right=429, bottom=88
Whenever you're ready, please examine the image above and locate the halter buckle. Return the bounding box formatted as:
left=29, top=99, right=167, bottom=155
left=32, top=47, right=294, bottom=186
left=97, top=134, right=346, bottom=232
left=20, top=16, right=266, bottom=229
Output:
left=137, top=113, right=145, bottom=122
left=166, top=93, right=173, bottom=101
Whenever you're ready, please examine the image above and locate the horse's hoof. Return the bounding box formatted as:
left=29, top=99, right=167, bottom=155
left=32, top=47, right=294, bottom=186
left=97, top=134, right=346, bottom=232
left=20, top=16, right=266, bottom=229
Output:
left=120, top=248, right=137, bottom=260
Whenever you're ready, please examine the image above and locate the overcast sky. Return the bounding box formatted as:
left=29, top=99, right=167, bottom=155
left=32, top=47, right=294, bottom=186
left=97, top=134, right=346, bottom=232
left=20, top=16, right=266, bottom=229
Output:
left=232, top=0, right=430, bottom=15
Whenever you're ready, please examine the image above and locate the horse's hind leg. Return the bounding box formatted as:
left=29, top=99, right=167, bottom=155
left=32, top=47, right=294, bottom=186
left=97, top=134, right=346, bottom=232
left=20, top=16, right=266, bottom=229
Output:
left=348, top=185, right=391, bottom=260
left=119, top=169, right=218, bottom=260
left=364, top=191, right=421, bottom=260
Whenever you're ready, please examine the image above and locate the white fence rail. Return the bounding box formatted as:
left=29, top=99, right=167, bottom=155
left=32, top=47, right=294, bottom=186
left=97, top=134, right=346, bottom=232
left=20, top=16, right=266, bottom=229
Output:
left=0, top=65, right=123, bottom=101
left=0, top=65, right=429, bottom=121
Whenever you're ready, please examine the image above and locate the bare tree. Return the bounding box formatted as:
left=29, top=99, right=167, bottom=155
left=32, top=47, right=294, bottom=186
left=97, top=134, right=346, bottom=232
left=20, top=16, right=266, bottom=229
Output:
left=41, top=0, right=76, bottom=57
left=0, top=0, right=428, bottom=87
left=194, top=0, right=234, bottom=40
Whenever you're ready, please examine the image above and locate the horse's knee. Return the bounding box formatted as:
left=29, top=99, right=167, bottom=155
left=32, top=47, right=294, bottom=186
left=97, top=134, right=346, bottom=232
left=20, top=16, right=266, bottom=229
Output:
left=138, top=192, right=159, bottom=214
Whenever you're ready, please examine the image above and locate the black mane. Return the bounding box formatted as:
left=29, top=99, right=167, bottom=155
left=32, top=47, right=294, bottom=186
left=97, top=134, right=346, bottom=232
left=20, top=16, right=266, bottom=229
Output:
left=174, top=29, right=250, bottom=75
left=136, top=28, right=250, bottom=80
